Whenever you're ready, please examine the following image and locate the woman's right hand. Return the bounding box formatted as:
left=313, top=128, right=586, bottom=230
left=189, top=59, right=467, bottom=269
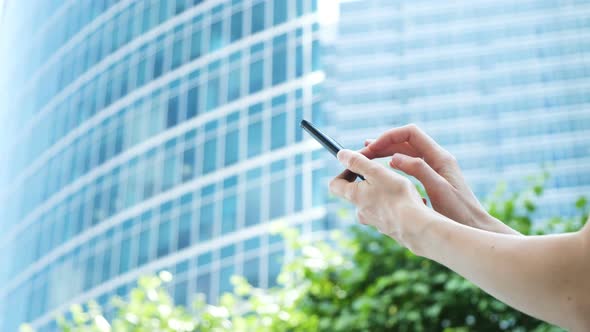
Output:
left=361, top=124, right=520, bottom=235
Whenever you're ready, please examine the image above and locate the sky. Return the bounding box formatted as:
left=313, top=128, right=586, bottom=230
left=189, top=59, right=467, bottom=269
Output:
left=0, top=0, right=4, bottom=33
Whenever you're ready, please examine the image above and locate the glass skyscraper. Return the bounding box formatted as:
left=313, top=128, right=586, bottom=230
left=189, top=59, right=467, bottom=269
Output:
left=0, top=1, right=328, bottom=331
left=326, top=0, right=590, bottom=218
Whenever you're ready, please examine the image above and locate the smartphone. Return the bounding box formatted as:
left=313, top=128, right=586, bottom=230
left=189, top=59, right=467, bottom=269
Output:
left=300, top=119, right=365, bottom=180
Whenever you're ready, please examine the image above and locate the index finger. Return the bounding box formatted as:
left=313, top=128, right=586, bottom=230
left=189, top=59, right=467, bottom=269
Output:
left=329, top=172, right=362, bottom=204
left=365, top=124, right=445, bottom=163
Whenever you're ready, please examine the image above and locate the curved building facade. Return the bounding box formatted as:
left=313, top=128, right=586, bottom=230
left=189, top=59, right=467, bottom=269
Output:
left=0, top=1, right=328, bottom=331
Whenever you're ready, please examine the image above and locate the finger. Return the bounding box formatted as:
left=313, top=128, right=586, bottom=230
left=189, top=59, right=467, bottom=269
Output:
left=329, top=176, right=361, bottom=204
left=390, top=153, right=447, bottom=190
left=361, top=141, right=420, bottom=160
left=367, top=124, right=446, bottom=163
left=337, top=169, right=358, bottom=182
left=364, top=139, right=375, bottom=147
left=337, top=149, right=384, bottom=181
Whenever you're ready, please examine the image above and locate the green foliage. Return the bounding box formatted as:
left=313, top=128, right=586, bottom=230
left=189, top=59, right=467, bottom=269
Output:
left=22, top=175, right=588, bottom=332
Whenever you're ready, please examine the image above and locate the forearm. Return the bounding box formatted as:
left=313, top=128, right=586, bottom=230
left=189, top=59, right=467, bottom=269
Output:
left=418, top=213, right=590, bottom=331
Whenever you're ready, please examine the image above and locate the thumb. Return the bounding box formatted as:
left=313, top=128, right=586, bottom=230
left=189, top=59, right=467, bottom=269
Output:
left=337, top=149, right=381, bottom=180
left=390, top=153, right=446, bottom=190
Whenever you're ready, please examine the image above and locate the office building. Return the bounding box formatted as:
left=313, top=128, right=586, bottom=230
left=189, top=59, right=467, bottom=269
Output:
left=0, top=1, right=328, bottom=331
left=325, top=0, right=590, bottom=218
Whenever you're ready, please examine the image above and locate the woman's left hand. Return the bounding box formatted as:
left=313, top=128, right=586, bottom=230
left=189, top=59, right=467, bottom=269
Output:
left=329, top=149, right=433, bottom=255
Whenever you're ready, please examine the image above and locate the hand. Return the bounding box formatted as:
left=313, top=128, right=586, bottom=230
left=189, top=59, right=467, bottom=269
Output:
left=361, top=124, right=519, bottom=235
left=329, top=149, right=434, bottom=255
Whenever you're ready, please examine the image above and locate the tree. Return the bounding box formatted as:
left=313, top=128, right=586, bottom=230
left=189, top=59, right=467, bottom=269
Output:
left=23, top=174, right=589, bottom=331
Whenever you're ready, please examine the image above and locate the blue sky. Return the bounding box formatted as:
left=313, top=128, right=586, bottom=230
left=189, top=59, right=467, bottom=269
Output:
left=0, top=0, right=4, bottom=30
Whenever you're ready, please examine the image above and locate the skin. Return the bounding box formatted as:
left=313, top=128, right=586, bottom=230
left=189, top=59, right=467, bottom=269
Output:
left=329, top=124, right=590, bottom=331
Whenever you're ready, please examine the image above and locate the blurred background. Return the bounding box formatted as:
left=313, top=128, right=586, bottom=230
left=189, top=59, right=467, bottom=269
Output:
left=0, top=0, right=589, bottom=331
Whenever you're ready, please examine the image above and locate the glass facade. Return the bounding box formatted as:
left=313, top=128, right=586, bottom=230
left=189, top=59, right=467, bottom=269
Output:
left=327, top=0, right=590, bottom=218
left=0, top=1, right=328, bottom=331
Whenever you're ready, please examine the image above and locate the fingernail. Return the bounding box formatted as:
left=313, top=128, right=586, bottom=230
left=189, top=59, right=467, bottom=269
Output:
left=390, top=153, right=401, bottom=166
left=337, top=149, right=351, bottom=164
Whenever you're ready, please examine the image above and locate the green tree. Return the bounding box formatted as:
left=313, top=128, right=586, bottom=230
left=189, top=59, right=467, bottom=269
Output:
left=23, top=175, right=588, bottom=331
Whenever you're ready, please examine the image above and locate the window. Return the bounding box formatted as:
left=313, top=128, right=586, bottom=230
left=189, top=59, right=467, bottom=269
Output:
left=244, top=236, right=260, bottom=251
left=142, top=3, right=151, bottom=33
left=125, top=160, right=138, bottom=207
left=153, top=49, right=164, bottom=78
left=209, top=20, right=223, bottom=52
left=296, top=0, right=304, bottom=16
left=171, top=37, right=183, bottom=69
left=166, top=96, right=179, bottom=128
left=245, top=186, right=260, bottom=226
left=312, top=168, right=323, bottom=207
left=244, top=256, right=259, bottom=287
left=202, top=137, right=217, bottom=174
left=137, top=228, right=150, bottom=266
left=126, top=7, right=138, bottom=43
left=101, top=247, right=112, bottom=282
left=157, top=219, right=171, bottom=258
left=198, top=252, right=212, bottom=266
left=268, top=250, right=283, bottom=287
left=312, top=40, right=320, bottom=71
left=219, top=265, right=234, bottom=294
left=177, top=211, right=192, bottom=249
left=119, top=65, right=129, bottom=97
left=98, top=131, right=107, bottom=165
left=142, top=151, right=156, bottom=198
left=295, top=106, right=303, bottom=141
left=227, top=67, right=241, bottom=102
left=190, top=29, right=202, bottom=59
left=249, top=59, right=263, bottom=93
left=173, top=280, right=188, bottom=307
left=271, top=112, right=286, bottom=149
left=186, top=85, right=199, bottom=118
left=158, top=0, right=169, bottom=23
left=84, top=255, right=95, bottom=289
left=91, top=188, right=103, bottom=225
left=206, top=76, right=220, bottom=111
left=247, top=121, right=262, bottom=157
left=273, top=0, right=287, bottom=25
left=104, top=80, right=113, bottom=106
left=182, top=147, right=195, bottom=182
left=295, top=45, right=303, bottom=77
left=137, top=58, right=147, bottom=86
left=224, top=130, right=239, bottom=166
left=162, top=154, right=177, bottom=190
left=230, top=11, right=243, bottom=42
left=221, top=244, right=235, bottom=258
left=149, top=96, right=163, bottom=135
left=251, top=2, right=265, bottom=34
left=295, top=173, right=303, bottom=211
left=199, top=203, right=214, bottom=241
left=119, top=237, right=131, bottom=273
left=108, top=181, right=120, bottom=216
left=196, top=273, right=211, bottom=301
left=269, top=178, right=285, bottom=218
left=175, top=0, right=186, bottom=14
left=272, top=38, right=287, bottom=85
left=221, top=195, right=237, bottom=234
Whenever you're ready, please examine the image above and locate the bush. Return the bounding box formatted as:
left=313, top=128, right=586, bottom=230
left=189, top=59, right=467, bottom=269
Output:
left=24, top=174, right=589, bottom=332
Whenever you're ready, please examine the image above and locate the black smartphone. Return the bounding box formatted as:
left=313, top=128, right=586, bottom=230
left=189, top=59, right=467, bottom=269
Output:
left=300, top=119, right=365, bottom=180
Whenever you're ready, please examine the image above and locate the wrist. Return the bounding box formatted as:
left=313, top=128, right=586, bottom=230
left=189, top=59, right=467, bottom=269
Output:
left=472, top=210, right=522, bottom=236
left=400, top=205, right=441, bottom=257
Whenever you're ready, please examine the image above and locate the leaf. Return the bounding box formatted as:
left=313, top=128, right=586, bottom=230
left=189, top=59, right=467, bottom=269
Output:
left=50, top=172, right=577, bottom=332
left=575, top=196, right=588, bottom=210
